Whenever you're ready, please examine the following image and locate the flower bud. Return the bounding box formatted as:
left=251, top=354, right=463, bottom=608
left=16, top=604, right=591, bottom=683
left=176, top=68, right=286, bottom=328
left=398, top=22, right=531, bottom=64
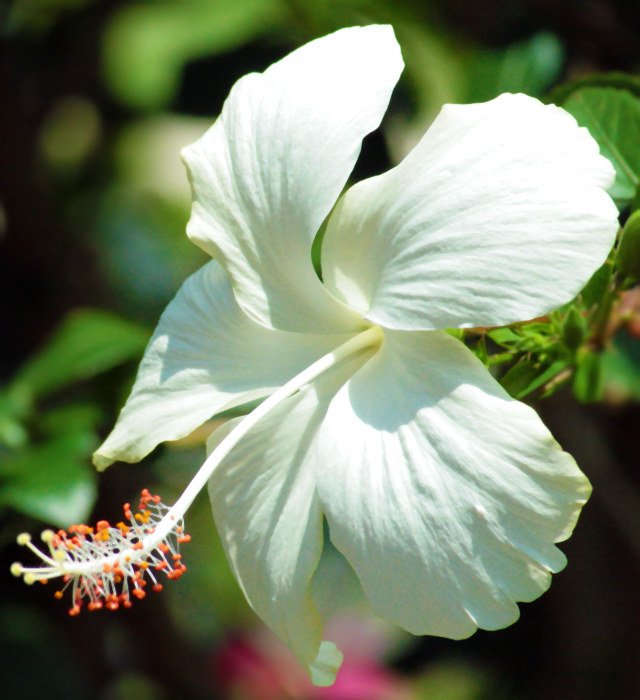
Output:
left=617, top=211, right=640, bottom=280
left=562, top=306, right=588, bottom=351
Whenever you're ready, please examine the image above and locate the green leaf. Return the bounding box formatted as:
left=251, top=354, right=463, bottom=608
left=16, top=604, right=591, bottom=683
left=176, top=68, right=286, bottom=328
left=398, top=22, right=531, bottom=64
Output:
left=548, top=72, right=640, bottom=105
left=561, top=87, right=640, bottom=207
left=0, top=427, right=97, bottom=527
left=580, top=260, right=613, bottom=309
left=487, top=327, right=521, bottom=347
left=500, top=359, right=540, bottom=397
left=11, top=309, right=149, bottom=400
left=521, top=357, right=571, bottom=398
left=500, top=357, right=570, bottom=399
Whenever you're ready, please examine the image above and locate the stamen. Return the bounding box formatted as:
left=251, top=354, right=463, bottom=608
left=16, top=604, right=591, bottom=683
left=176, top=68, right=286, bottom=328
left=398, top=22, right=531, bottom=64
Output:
left=12, top=489, right=189, bottom=615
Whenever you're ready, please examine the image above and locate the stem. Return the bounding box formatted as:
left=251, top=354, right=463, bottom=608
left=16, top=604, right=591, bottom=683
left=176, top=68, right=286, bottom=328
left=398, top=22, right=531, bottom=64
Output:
left=487, top=351, right=516, bottom=366
left=591, top=265, right=622, bottom=350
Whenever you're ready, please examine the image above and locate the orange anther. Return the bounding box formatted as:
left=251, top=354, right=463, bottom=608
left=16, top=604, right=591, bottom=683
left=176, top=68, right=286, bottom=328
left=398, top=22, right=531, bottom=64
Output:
left=69, top=606, right=80, bottom=616
left=117, top=522, right=130, bottom=534
left=54, top=591, right=63, bottom=600
left=173, top=561, right=183, bottom=570
left=158, top=543, right=169, bottom=554
left=176, top=526, right=183, bottom=534
left=96, top=521, right=110, bottom=532
left=125, top=556, right=131, bottom=562
left=132, top=588, right=146, bottom=599
left=114, top=575, right=122, bottom=584
left=155, top=561, right=168, bottom=571
left=141, top=489, right=151, bottom=498
left=63, top=575, right=72, bottom=583
left=39, top=578, right=48, bottom=584
left=103, top=564, right=112, bottom=573
left=153, top=583, right=163, bottom=592
left=153, top=495, right=161, bottom=503
left=172, top=554, right=182, bottom=561
left=132, top=542, right=144, bottom=550
left=123, top=599, right=132, bottom=608
left=145, top=527, right=155, bottom=534
left=138, top=561, right=149, bottom=570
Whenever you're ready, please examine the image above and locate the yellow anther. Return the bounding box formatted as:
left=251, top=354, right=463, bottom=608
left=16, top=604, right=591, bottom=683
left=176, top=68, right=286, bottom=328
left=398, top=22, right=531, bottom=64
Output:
left=53, top=549, right=66, bottom=562
left=10, top=563, right=23, bottom=577
left=24, top=573, right=36, bottom=585
left=41, top=529, right=55, bottom=543
left=17, top=533, right=31, bottom=546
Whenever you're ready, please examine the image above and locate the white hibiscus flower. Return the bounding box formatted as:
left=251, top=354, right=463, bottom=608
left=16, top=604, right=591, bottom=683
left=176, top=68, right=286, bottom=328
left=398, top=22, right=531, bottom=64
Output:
left=22, top=24, right=619, bottom=687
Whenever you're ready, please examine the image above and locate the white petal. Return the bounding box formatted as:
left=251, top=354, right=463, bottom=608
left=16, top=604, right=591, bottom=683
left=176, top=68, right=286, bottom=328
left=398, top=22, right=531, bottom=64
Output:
left=93, top=260, right=353, bottom=469
left=182, top=25, right=403, bottom=333
left=322, top=93, right=619, bottom=330
left=316, top=329, right=591, bottom=638
left=206, top=349, right=371, bottom=683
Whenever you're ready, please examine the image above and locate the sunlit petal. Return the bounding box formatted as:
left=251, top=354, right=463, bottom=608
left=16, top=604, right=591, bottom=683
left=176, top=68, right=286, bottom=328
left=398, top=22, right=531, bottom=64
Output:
left=316, top=329, right=591, bottom=637
left=206, top=350, right=372, bottom=683
left=182, top=25, right=403, bottom=333
left=322, top=93, right=618, bottom=330
left=93, top=260, right=353, bottom=469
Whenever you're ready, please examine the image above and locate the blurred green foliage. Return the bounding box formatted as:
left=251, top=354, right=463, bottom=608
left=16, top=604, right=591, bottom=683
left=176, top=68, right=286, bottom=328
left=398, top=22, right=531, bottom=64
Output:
left=0, top=310, right=149, bottom=526
left=103, top=0, right=289, bottom=110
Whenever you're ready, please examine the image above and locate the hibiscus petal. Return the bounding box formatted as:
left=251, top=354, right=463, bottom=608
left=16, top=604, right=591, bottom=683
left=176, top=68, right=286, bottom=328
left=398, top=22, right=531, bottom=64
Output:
left=93, top=260, right=353, bottom=469
left=206, top=350, right=372, bottom=684
left=315, top=329, right=591, bottom=638
left=181, top=25, right=403, bottom=334
left=322, top=93, right=619, bottom=330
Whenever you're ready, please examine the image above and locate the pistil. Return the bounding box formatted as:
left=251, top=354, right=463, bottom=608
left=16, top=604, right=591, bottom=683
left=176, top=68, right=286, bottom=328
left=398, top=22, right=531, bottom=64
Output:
left=11, top=326, right=383, bottom=613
